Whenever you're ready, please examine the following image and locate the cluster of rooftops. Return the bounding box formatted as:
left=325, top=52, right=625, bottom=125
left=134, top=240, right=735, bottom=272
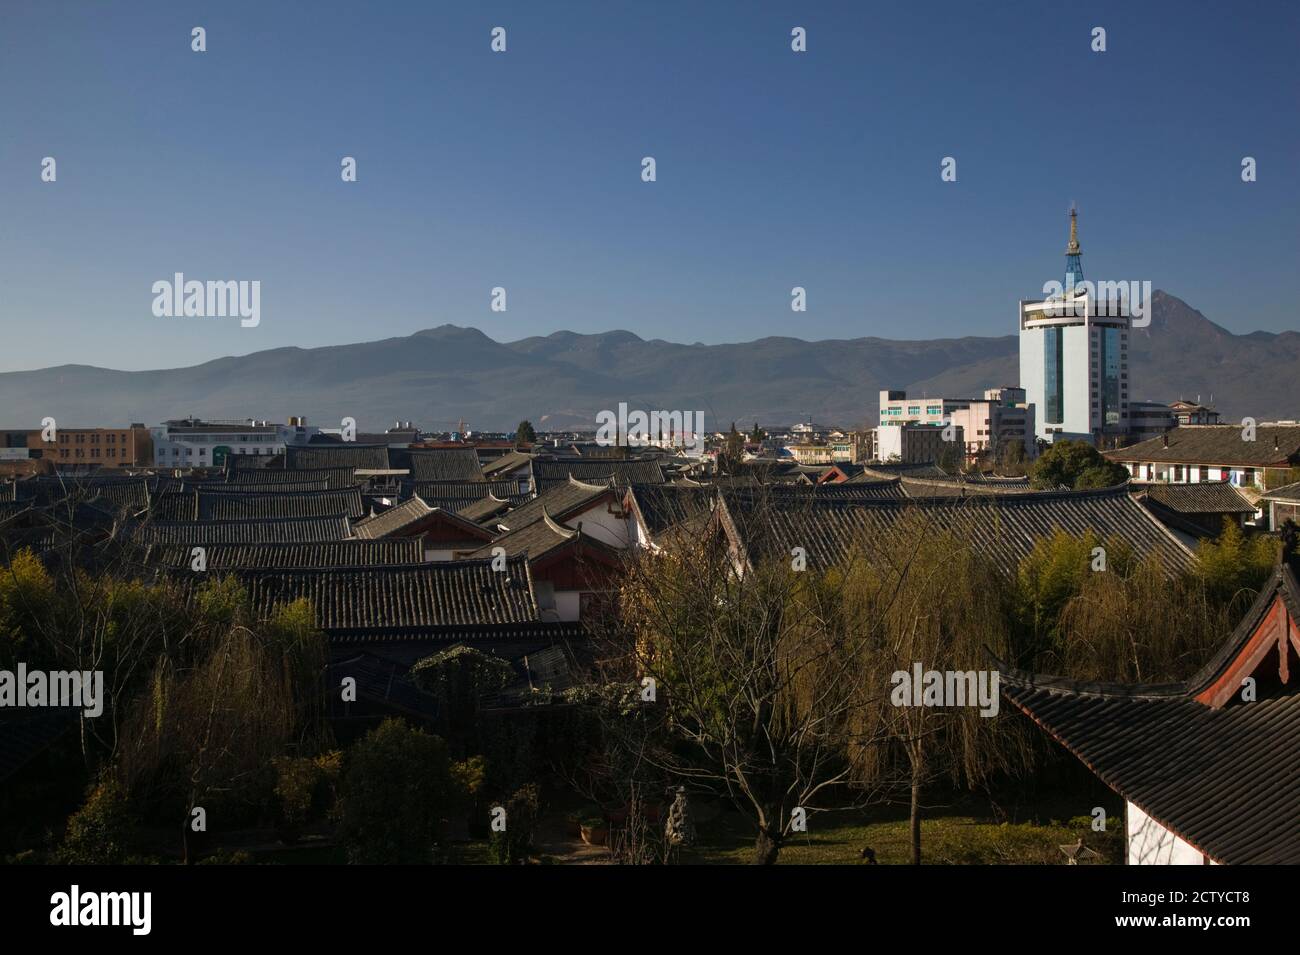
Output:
left=3, top=442, right=1298, bottom=862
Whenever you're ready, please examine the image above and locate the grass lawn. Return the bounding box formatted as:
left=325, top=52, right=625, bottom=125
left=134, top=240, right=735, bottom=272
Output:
left=684, top=799, right=1123, bottom=865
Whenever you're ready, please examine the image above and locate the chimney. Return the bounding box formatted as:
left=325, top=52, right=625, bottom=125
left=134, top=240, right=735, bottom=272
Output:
left=1162, top=433, right=1169, bottom=448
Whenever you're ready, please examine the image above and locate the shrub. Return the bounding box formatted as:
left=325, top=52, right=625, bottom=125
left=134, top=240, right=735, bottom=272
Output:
left=273, top=751, right=342, bottom=830
left=488, top=784, right=541, bottom=865
left=58, top=778, right=135, bottom=865
left=339, top=719, right=457, bottom=864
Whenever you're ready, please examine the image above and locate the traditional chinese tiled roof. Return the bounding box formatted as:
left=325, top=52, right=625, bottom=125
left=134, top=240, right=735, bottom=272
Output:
left=285, top=444, right=391, bottom=471
left=226, top=466, right=359, bottom=489
left=718, top=483, right=1195, bottom=575
left=1135, top=481, right=1257, bottom=515
left=143, top=538, right=422, bottom=570
left=998, top=560, right=1300, bottom=864
left=16, top=475, right=153, bottom=511
left=1261, top=481, right=1300, bottom=504
left=481, top=450, right=533, bottom=478
left=456, top=493, right=532, bottom=523
left=410, top=480, right=523, bottom=502
left=229, top=556, right=539, bottom=634
left=624, top=484, right=718, bottom=539
left=353, top=496, right=494, bottom=542
left=186, top=479, right=331, bottom=494
left=532, top=458, right=665, bottom=490
left=469, top=509, right=622, bottom=566
left=491, top=477, right=617, bottom=532
left=128, top=515, right=352, bottom=545
left=393, top=448, right=485, bottom=483
left=1106, top=425, right=1300, bottom=468
left=163, top=487, right=367, bottom=521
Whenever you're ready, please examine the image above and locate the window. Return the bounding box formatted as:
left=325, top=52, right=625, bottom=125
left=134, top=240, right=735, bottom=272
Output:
left=1043, top=327, right=1064, bottom=424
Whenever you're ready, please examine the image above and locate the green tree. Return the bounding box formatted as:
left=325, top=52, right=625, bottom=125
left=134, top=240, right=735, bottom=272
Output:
left=515, top=420, right=537, bottom=444
left=339, top=718, right=458, bottom=864
left=1030, top=440, right=1128, bottom=489
left=1194, top=519, right=1277, bottom=614
left=717, top=422, right=746, bottom=475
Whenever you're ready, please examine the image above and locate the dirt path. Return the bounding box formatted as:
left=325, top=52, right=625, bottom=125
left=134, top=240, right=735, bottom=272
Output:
left=535, top=814, right=611, bottom=864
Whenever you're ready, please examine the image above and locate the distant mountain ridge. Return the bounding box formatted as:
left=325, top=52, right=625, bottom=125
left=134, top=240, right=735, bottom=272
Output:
left=1, top=291, right=1295, bottom=432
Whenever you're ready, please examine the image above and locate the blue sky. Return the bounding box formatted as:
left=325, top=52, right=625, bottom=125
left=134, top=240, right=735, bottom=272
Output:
left=2, top=0, right=1297, bottom=372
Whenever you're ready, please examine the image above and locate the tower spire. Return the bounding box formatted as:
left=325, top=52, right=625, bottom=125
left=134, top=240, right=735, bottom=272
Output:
left=1064, top=205, right=1084, bottom=288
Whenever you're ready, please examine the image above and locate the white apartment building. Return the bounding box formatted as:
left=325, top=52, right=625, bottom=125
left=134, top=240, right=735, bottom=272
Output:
left=878, top=387, right=1035, bottom=462
left=151, top=417, right=319, bottom=468
left=874, top=423, right=965, bottom=465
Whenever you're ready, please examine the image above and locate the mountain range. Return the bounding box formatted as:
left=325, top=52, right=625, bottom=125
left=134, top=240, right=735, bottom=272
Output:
left=1, top=291, right=1295, bottom=432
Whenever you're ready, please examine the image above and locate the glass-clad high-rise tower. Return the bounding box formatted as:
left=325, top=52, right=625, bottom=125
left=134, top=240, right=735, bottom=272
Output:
left=1018, top=209, right=1131, bottom=445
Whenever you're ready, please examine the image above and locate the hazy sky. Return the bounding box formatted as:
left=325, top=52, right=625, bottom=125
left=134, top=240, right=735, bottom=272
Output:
left=2, top=0, right=1297, bottom=373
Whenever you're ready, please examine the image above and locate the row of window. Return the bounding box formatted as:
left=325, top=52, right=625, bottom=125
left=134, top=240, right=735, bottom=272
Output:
left=59, top=432, right=127, bottom=444
left=59, top=447, right=126, bottom=459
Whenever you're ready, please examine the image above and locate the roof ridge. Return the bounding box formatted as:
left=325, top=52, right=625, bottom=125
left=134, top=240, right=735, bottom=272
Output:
left=540, top=507, right=577, bottom=539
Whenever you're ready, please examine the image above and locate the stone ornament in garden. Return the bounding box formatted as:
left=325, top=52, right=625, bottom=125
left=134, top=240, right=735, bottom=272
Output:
left=664, top=787, right=695, bottom=848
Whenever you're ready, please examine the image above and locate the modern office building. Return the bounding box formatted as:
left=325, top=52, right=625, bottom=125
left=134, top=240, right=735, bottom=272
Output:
left=1019, top=209, right=1132, bottom=445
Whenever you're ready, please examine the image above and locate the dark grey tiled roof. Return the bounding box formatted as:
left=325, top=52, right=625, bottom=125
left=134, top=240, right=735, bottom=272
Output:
left=859, top=463, right=950, bottom=479
left=999, top=564, right=1300, bottom=865
left=129, top=515, right=352, bottom=545
left=17, top=476, right=153, bottom=511
left=492, top=477, right=616, bottom=532
left=1002, top=672, right=1300, bottom=864
left=532, top=458, right=665, bottom=489
left=456, top=493, right=532, bottom=523
left=0, top=481, right=15, bottom=503
left=1136, top=482, right=1256, bottom=515
left=719, top=484, right=1195, bottom=575
left=899, top=476, right=1038, bottom=497
left=1108, top=425, right=1300, bottom=468
left=151, top=487, right=365, bottom=521
left=144, top=538, right=422, bottom=570
left=199, top=487, right=365, bottom=521
left=625, top=484, right=718, bottom=538
left=470, top=513, right=574, bottom=561
left=411, top=480, right=522, bottom=502
left=789, top=481, right=907, bottom=501
left=353, top=497, right=436, bottom=539
left=1260, top=481, right=1300, bottom=503
left=231, top=557, right=538, bottom=633
left=330, top=621, right=587, bottom=646
left=352, top=496, right=493, bottom=542
left=395, top=448, right=484, bottom=483
left=285, top=444, right=391, bottom=471
left=227, top=467, right=359, bottom=489
left=188, top=480, right=331, bottom=494
left=469, top=510, right=605, bottom=563
left=481, top=450, right=533, bottom=478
